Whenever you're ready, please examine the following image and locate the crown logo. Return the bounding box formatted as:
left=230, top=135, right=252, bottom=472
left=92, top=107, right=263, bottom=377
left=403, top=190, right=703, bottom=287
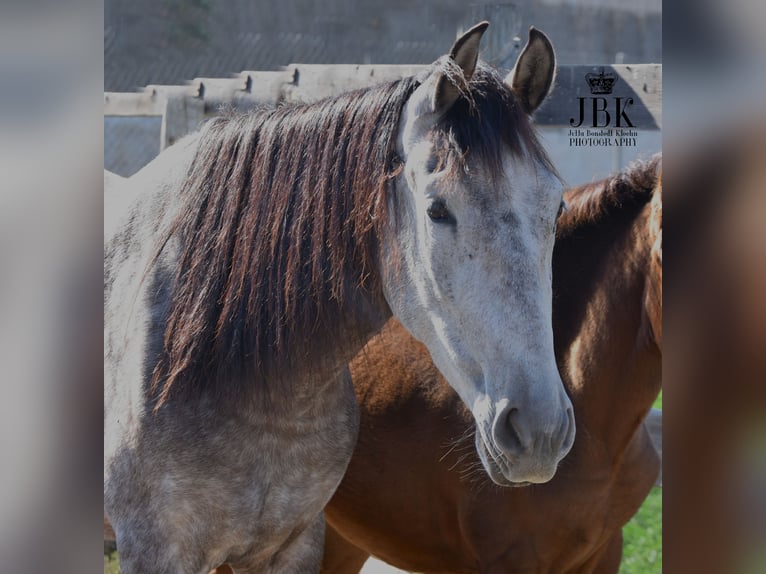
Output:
left=585, top=68, right=617, bottom=95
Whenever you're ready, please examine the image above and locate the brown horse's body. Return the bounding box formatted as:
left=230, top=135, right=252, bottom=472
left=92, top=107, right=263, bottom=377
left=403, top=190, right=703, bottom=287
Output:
left=321, top=157, right=663, bottom=574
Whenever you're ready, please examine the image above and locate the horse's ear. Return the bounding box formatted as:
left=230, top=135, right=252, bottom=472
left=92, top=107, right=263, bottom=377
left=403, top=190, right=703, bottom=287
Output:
left=432, top=21, right=489, bottom=113
left=401, top=22, right=488, bottom=154
left=507, top=27, right=556, bottom=115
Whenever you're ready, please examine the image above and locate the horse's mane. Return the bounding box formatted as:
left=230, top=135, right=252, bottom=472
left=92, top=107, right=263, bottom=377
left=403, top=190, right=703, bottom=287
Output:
left=552, top=155, right=663, bottom=357
left=558, top=154, right=662, bottom=235
left=150, top=60, right=552, bottom=406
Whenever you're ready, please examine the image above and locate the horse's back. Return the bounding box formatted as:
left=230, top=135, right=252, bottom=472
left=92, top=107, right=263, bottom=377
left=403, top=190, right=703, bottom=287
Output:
left=104, top=168, right=124, bottom=193
left=105, top=170, right=125, bottom=235
left=104, top=135, right=199, bottom=244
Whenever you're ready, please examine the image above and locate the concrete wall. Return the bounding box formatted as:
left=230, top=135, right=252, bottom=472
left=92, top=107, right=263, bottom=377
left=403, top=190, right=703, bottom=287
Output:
left=104, top=116, right=162, bottom=177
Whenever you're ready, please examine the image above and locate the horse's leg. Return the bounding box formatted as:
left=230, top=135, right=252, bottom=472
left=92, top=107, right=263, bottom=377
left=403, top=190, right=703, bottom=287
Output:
left=320, top=523, right=371, bottom=574
left=109, top=497, right=226, bottom=574
left=267, top=515, right=326, bottom=574
left=587, top=532, right=623, bottom=574
left=114, top=524, right=212, bottom=574
left=229, top=514, right=326, bottom=574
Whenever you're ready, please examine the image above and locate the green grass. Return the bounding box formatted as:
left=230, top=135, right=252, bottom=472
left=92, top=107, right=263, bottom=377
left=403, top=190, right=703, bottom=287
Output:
left=621, top=487, right=662, bottom=573
left=619, top=391, right=663, bottom=573
left=104, top=552, right=119, bottom=574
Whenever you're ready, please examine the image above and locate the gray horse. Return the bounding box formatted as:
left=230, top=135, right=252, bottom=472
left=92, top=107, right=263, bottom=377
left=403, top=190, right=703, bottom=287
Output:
left=104, top=23, right=574, bottom=573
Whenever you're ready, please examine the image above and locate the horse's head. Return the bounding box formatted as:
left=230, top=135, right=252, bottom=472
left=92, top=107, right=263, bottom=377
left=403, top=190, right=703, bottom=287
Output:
left=381, top=23, right=574, bottom=486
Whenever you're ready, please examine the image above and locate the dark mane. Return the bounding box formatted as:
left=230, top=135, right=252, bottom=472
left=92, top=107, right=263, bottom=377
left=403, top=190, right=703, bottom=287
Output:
left=151, top=60, right=552, bottom=406
left=558, top=154, right=662, bottom=235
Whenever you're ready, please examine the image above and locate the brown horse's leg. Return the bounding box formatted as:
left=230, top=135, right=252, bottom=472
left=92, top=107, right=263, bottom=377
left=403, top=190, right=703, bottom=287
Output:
left=321, top=523, right=370, bottom=574
left=589, top=532, right=623, bottom=574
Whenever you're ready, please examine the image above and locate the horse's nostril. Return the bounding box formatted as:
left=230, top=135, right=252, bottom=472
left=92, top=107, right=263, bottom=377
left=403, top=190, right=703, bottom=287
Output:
left=492, top=403, right=574, bottom=460
left=495, top=407, right=527, bottom=456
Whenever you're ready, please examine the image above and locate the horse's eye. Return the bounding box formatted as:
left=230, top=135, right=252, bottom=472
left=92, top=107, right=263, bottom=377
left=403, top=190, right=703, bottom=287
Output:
left=427, top=199, right=453, bottom=224
left=556, top=200, right=567, bottom=220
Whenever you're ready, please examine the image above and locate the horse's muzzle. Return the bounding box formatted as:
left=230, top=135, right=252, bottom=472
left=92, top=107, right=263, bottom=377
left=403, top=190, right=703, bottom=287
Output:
left=477, top=398, right=575, bottom=486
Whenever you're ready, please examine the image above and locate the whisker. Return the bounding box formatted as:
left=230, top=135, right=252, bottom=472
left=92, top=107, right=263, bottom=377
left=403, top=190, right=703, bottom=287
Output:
left=439, top=425, right=476, bottom=462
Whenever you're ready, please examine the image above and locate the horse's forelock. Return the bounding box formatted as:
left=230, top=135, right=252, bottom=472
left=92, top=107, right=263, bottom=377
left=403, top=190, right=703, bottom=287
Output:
left=433, top=62, right=558, bottom=184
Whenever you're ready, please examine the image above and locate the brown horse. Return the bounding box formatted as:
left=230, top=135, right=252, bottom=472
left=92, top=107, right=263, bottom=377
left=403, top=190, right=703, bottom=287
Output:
left=319, top=156, right=663, bottom=574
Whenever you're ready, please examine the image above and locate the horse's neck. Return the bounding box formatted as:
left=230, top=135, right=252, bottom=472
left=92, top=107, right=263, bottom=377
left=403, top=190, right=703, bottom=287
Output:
left=231, top=291, right=390, bottom=417
left=556, top=207, right=661, bottom=468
